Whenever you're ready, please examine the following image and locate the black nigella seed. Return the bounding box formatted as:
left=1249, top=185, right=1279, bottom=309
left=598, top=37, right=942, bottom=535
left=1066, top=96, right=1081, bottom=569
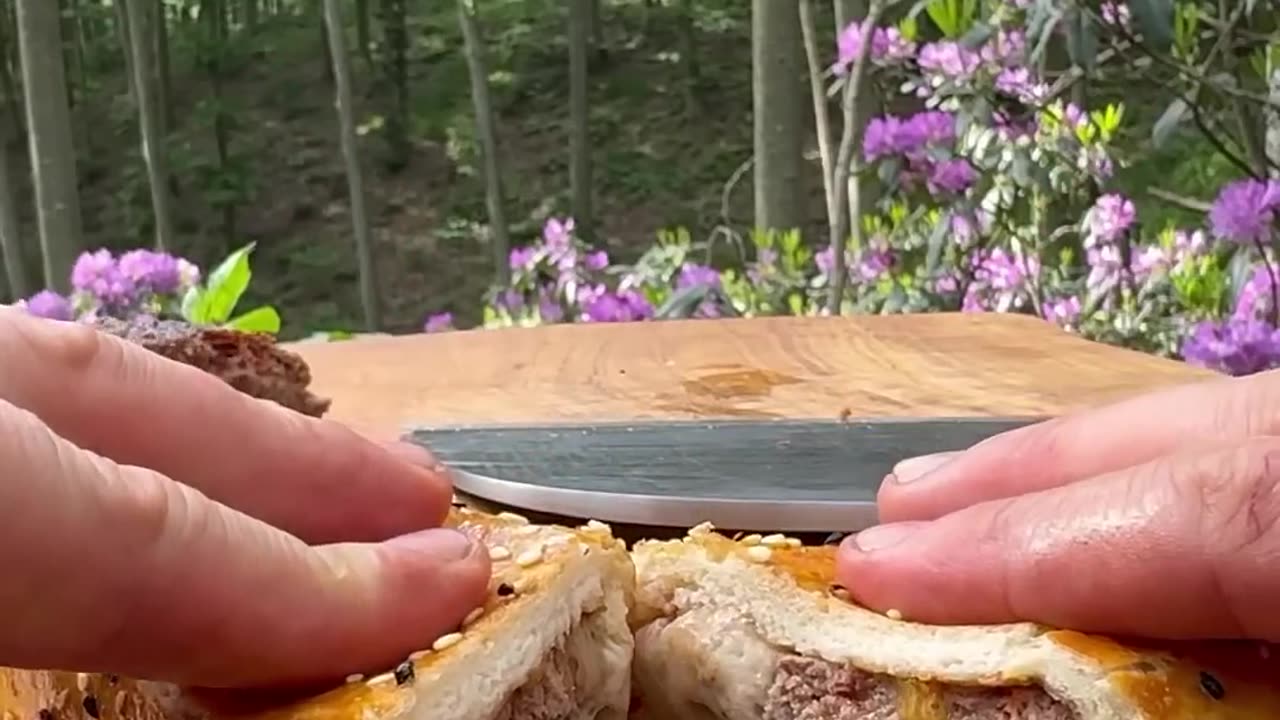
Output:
left=83, top=695, right=101, bottom=719
left=107, top=674, right=120, bottom=685
left=37, top=710, right=54, bottom=720
left=393, top=661, right=415, bottom=686
left=497, top=582, right=515, bottom=597
left=1199, top=670, right=1225, bottom=700
left=823, top=532, right=847, bottom=546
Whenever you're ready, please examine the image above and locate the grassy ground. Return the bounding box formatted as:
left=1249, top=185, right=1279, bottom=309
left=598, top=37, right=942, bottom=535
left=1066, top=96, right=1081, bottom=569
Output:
left=44, top=1, right=1231, bottom=340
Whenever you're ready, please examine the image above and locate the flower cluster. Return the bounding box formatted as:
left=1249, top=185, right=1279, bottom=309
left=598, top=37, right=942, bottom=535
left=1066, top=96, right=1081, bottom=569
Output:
left=19, top=248, right=200, bottom=322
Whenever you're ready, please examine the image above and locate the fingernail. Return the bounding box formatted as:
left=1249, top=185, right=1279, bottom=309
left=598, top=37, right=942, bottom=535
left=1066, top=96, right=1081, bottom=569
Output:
left=848, top=522, right=926, bottom=553
left=386, top=528, right=476, bottom=561
left=893, top=451, right=958, bottom=484
left=387, top=441, right=447, bottom=473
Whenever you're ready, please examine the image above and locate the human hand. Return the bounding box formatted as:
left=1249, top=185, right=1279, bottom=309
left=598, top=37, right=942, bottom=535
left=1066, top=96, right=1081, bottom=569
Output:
left=0, top=308, right=491, bottom=689
left=837, top=369, right=1280, bottom=642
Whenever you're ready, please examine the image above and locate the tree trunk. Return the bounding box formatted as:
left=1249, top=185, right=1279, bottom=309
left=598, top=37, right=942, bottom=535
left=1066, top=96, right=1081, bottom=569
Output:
left=0, top=2, right=24, bottom=138
left=322, top=0, right=381, bottom=331
left=799, top=0, right=835, bottom=233
left=355, top=0, right=371, bottom=64
left=0, top=136, right=27, bottom=299
left=568, top=0, right=593, bottom=241
left=114, top=0, right=137, bottom=106
left=317, top=0, right=333, bottom=85
left=245, top=0, right=259, bottom=30
left=751, top=0, right=806, bottom=237
left=155, top=0, right=172, bottom=133
left=1267, top=64, right=1280, bottom=178
left=16, top=0, right=84, bottom=292
left=378, top=0, right=409, bottom=168
left=457, top=0, right=511, bottom=285
left=61, top=0, right=91, bottom=158
left=677, top=0, right=699, bottom=114
left=124, top=0, right=176, bottom=250
left=834, top=0, right=878, bottom=219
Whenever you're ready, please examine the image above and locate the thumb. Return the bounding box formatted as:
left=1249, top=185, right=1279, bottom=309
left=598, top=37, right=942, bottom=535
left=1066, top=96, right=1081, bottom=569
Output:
left=877, top=370, right=1280, bottom=523
left=838, top=438, right=1280, bottom=641
left=0, top=398, right=491, bottom=689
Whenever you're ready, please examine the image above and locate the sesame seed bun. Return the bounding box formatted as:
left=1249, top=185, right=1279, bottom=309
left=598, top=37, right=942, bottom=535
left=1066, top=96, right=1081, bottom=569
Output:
left=0, top=508, right=636, bottom=720
left=629, top=524, right=1280, bottom=720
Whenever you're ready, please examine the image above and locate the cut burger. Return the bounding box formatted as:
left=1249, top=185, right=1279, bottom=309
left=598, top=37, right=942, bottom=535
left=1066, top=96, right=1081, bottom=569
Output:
left=629, top=524, right=1280, bottom=720
left=0, top=509, right=636, bottom=720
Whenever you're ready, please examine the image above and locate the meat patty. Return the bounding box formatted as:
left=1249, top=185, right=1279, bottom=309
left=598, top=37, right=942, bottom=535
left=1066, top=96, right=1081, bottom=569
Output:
left=491, top=646, right=579, bottom=720
left=763, top=656, right=1077, bottom=720
left=89, top=316, right=332, bottom=418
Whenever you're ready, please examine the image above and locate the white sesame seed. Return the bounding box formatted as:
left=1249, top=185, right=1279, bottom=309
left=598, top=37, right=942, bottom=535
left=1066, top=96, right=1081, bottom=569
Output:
left=886, top=608, right=904, bottom=621
left=432, top=632, right=464, bottom=651
left=366, top=672, right=396, bottom=686
left=745, top=545, right=772, bottom=563
left=832, top=588, right=852, bottom=601
left=345, top=673, right=364, bottom=683
left=409, top=650, right=430, bottom=661
left=584, top=519, right=611, bottom=533
left=740, top=534, right=762, bottom=546
left=76, top=673, right=90, bottom=692
left=514, top=577, right=533, bottom=593
left=463, top=607, right=484, bottom=626
left=761, top=533, right=788, bottom=547
left=786, top=537, right=802, bottom=548
left=488, top=546, right=511, bottom=561
left=516, top=546, right=543, bottom=567
left=497, top=512, right=529, bottom=525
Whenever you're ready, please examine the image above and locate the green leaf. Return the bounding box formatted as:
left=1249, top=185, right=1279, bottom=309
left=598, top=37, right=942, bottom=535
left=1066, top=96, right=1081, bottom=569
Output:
left=1064, top=8, right=1098, bottom=71
left=180, top=285, right=207, bottom=324
left=225, top=305, right=281, bottom=334
left=1151, top=98, right=1188, bottom=148
left=1127, top=0, right=1174, bottom=51
left=199, top=243, right=257, bottom=324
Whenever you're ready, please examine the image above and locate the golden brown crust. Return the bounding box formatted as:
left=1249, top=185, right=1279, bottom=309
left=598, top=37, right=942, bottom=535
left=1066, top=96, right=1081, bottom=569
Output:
left=647, top=526, right=1280, bottom=720
left=0, top=509, right=630, bottom=720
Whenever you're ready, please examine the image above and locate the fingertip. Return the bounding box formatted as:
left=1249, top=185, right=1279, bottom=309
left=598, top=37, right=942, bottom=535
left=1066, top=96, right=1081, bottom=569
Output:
left=382, top=527, right=492, bottom=614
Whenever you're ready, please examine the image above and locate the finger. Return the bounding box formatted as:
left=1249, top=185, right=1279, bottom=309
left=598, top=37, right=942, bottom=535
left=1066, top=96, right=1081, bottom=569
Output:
left=877, top=370, right=1280, bottom=523
left=839, top=438, right=1280, bottom=640
left=0, top=398, right=490, bottom=688
left=0, top=309, right=453, bottom=544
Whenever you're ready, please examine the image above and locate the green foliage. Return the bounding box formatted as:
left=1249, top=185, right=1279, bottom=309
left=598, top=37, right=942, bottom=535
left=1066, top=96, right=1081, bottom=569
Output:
left=181, top=243, right=282, bottom=333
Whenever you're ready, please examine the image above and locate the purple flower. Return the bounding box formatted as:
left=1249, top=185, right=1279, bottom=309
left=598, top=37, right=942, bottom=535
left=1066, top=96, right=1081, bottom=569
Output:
left=423, top=312, right=454, bottom=333
left=966, top=247, right=1040, bottom=312
left=70, top=249, right=136, bottom=308
left=917, top=41, right=981, bottom=81
left=1043, top=295, right=1082, bottom=328
left=1208, top=179, right=1280, bottom=244
left=863, top=111, right=956, bottom=162
left=926, top=158, right=977, bottom=195
left=676, top=263, right=721, bottom=290
left=834, top=21, right=915, bottom=73
left=508, top=246, right=538, bottom=271
left=22, top=290, right=73, bottom=321
left=854, top=247, right=893, bottom=281
left=1182, top=316, right=1280, bottom=376
left=1101, top=1, right=1130, bottom=27
left=981, top=29, right=1027, bottom=66
left=584, top=250, right=609, bottom=271
left=1085, top=194, right=1136, bottom=244
left=1233, top=265, right=1279, bottom=322
left=581, top=288, right=654, bottom=323
left=543, top=217, right=575, bottom=251
left=117, top=249, right=182, bottom=295
left=994, top=67, right=1048, bottom=104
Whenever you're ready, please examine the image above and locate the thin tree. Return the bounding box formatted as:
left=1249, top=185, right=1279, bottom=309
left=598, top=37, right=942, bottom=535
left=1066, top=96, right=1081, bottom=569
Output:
left=155, top=0, right=173, bottom=132
left=751, top=0, right=806, bottom=238
left=124, top=0, right=176, bottom=250
left=0, top=130, right=26, bottom=298
left=799, top=0, right=835, bottom=232
left=568, top=0, right=593, bottom=240
left=114, top=0, right=137, bottom=106
left=16, top=0, right=83, bottom=291
left=322, top=0, right=381, bottom=331
left=457, top=0, right=511, bottom=285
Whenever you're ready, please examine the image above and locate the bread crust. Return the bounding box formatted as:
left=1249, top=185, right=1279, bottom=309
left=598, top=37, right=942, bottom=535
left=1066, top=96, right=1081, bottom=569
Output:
left=0, top=509, right=635, bottom=720
left=630, top=527, right=1280, bottom=720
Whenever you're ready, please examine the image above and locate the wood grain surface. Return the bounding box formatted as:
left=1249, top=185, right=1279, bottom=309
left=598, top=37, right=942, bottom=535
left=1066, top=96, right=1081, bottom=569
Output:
left=286, top=313, right=1218, bottom=440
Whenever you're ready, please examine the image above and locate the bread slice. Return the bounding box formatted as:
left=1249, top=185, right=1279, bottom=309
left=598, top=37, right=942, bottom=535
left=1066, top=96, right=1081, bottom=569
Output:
left=629, top=523, right=1280, bottom=720
left=0, top=508, right=636, bottom=720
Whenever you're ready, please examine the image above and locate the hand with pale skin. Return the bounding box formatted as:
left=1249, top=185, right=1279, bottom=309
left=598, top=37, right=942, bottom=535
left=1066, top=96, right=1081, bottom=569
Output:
left=837, top=370, right=1280, bottom=642
left=0, top=307, right=491, bottom=689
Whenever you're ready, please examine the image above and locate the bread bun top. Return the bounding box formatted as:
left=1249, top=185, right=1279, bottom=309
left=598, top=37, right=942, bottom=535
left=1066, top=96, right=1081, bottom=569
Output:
left=0, top=508, right=634, bottom=720
left=631, top=524, right=1280, bottom=720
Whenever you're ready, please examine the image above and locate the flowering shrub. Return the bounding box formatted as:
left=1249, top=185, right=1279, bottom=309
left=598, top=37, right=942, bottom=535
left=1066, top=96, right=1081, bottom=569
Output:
left=15, top=243, right=283, bottom=334
left=452, top=1, right=1280, bottom=378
